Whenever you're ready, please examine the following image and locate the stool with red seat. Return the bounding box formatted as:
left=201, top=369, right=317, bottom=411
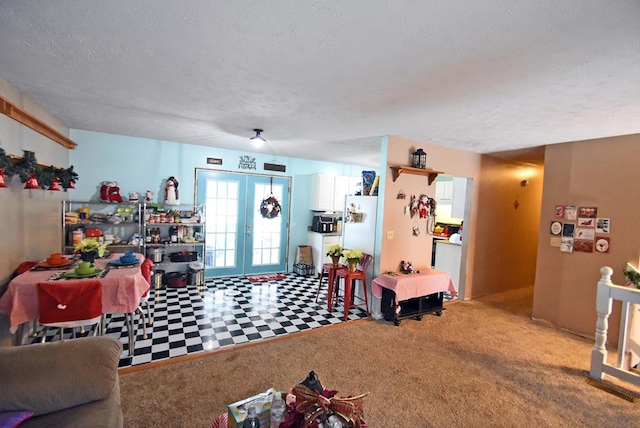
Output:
left=37, top=280, right=103, bottom=342
left=316, top=262, right=347, bottom=311
left=332, top=253, right=373, bottom=322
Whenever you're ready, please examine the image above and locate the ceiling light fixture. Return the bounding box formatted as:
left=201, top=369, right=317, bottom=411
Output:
left=250, top=129, right=267, bottom=148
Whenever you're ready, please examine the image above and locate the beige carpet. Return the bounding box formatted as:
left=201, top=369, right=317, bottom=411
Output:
left=119, top=287, right=640, bottom=427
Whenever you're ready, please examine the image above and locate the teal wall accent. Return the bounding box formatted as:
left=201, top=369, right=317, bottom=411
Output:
left=70, top=130, right=381, bottom=272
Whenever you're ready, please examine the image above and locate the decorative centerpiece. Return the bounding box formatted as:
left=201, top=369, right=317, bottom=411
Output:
left=342, top=248, right=363, bottom=272
left=281, top=371, right=368, bottom=428
left=74, top=238, right=107, bottom=262
left=326, top=244, right=344, bottom=267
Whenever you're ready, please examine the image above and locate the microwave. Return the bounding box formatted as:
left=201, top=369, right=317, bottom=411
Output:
left=312, top=215, right=335, bottom=233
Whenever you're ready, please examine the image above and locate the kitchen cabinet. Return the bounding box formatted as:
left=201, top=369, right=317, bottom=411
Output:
left=310, top=174, right=359, bottom=211
left=62, top=201, right=142, bottom=255
left=435, top=180, right=453, bottom=203
left=143, top=203, right=206, bottom=280
left=435, top=177, right=467, bottom=219
left=451, top=177, right=467, bottom=218
left=307, top=231, right=341, bottom=274
left=310, top=174, right=334, bottom=211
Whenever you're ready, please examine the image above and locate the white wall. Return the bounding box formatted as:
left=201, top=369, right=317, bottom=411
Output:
left=0, top=77, right=70, bottom=286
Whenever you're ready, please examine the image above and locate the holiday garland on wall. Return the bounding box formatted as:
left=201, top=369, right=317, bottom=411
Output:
left=0, top=148, right=78, bottom=190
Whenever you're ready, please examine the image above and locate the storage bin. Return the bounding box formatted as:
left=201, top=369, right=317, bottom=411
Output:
left=293, top=263, right=314, bottom=276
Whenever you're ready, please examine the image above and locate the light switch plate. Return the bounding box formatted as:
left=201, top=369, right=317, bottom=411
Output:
left=387, top=231, right=394, bottom=240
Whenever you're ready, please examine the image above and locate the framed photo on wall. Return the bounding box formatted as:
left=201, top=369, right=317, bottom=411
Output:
left=596, top=218, right=610, bottom=234
left=564, top=206, right=577, bottom=221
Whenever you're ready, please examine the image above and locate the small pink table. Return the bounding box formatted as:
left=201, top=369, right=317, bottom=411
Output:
left=0, top=253, right=149, bottom=350
left=372, top=269, right=457, bottom=325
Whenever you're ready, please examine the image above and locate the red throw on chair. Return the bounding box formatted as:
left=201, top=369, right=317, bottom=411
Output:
left=136, top=258, right=154, bottom=336
left=333, top=253, right=373, bottom=321
left=37, top=280, right=103, bottom=341
left=141, top=258, right=154, bottom=284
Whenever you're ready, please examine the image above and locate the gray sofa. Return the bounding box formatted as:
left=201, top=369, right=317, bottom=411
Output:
left=0, top=336, right=124, bottom=427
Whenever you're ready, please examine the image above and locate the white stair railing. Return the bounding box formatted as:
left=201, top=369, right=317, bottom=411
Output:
left=590, top=266, right=640, bottom=387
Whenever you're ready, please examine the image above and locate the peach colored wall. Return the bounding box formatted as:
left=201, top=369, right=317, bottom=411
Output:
left=382, top=136, right=543, bottom=299
left=382, top=137, right=480, bottom=280
left=532, top=134, right=640, bottom=345
left=470, top=155, right=544, bottom=296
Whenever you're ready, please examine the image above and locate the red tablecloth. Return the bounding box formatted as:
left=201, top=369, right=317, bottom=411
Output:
left=0, top=253, right=149, bottom=334
left=371, top=269, right=457, bottom=301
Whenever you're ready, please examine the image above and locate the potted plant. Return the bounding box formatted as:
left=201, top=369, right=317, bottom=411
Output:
left=342, top=248, right=363, bottom=272
left=326, top=244, right=344, bottom=267
left=74, top=238, right=107, bottom=262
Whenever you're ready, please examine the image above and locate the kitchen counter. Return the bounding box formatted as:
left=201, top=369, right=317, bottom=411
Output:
left=308, top=231, right=342, bottom=237
left=435, top=240, right=462, bottom=246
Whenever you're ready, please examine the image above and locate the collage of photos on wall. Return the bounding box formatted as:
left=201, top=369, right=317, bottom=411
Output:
left=550, top=205, right=610, bottom=254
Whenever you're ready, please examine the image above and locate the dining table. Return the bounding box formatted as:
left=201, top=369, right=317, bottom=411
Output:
left=0, top=252, right=149, bottom=354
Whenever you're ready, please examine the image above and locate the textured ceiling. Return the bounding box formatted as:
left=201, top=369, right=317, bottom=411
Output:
left=0, top=1, right=638, bottom=167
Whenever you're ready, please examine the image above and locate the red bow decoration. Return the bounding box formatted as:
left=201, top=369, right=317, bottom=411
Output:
left=292, top=384, right=368, bottom=428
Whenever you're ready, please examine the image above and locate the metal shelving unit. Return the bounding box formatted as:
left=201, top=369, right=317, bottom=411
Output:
left=61, top=201, right=142, bottom=255
left=142, top=203, right=206, bottom=279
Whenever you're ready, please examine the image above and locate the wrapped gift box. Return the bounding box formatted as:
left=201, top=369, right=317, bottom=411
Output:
left=227, top=388, right=276, bottom=428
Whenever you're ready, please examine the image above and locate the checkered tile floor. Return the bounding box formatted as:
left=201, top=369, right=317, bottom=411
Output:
left=25, top=274, right=368, bottom=368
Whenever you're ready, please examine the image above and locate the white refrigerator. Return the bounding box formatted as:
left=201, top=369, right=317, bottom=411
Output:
left=342, top=195, right=378, bottom=314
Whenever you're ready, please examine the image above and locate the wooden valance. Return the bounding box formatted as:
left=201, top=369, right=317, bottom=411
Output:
left=0, top=94, right=76, bottom=149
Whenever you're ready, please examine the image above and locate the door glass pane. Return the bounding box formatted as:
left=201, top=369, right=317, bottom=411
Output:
left=205, top=178, right=239, bottom=268
left=251, top=182, right=284, bottom=267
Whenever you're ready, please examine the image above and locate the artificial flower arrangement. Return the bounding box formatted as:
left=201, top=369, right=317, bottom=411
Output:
left=342, top=248, right=363, bottom=264
left=326, top=244, right=344, bottom=258
left=74, top=238, right=107, bottom=257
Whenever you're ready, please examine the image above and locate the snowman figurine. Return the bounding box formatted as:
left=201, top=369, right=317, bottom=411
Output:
left=165, top=176, right=180, bottom=205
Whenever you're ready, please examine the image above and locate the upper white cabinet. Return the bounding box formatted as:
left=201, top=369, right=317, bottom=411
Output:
left=311, top=174, right=335, bottom=211
left=435, top=177, right=467, bottom=219
left=451, top=177, right=467, bottom=219
left=435, top=180, right=453, bottom=203
left=311, top=174, right=359, bottom=211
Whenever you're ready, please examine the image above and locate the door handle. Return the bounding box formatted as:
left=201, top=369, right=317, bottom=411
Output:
left=246, top=223, right=251, bottom=236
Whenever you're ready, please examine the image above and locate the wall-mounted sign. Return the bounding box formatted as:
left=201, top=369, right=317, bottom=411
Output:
left=239, top=155, right=256, bottom=170
left=264, top=163, right=286, bottom=172
left=207, top=157, right=222, bottom=165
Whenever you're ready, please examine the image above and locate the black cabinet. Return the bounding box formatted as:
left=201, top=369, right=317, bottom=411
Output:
left=380, top=287, right=444, bottom=326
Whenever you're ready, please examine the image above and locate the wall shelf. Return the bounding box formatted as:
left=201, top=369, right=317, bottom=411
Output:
left=389, top=165, right=444, bottom=185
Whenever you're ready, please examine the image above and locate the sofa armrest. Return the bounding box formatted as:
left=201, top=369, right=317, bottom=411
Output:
left=0, top=336, right=122, bottom=416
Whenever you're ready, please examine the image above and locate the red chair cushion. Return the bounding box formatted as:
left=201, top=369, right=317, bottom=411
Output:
left=12, top=261, right=38, bottom=278
left=141, top=258, right=154, bottom=284
left=37, top=280, right=102, bottom=324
